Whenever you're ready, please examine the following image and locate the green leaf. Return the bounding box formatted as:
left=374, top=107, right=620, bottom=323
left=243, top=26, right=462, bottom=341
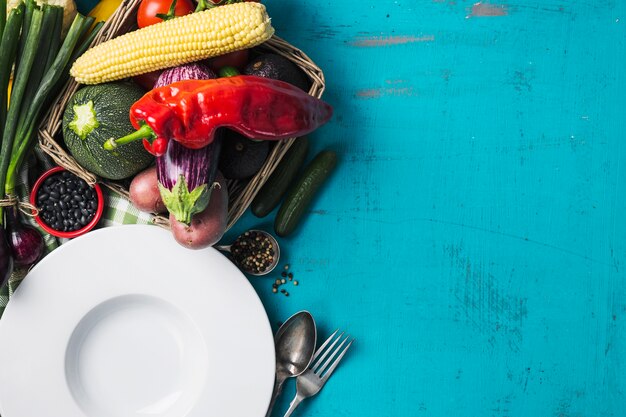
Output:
left=158, top=174, right=212, bottom=224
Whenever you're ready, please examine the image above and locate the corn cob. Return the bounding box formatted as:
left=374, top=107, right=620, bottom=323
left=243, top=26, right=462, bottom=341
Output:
left=70, top=2, right=274, bottom=85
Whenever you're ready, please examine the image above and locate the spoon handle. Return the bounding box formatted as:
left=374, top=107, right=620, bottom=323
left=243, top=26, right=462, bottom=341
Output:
left=282, top=393, right=304, bottom=417
left=214, top=244, right=231, bottom=253
left=265, top=376, right=286, bottom=417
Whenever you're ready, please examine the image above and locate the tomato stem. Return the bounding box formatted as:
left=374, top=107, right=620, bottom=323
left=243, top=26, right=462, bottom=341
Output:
left=155, top=0, right=179, bottom=21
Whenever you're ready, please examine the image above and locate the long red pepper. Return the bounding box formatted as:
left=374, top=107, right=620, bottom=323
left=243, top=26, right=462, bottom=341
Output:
left=104, top=75, right=333, bottom=155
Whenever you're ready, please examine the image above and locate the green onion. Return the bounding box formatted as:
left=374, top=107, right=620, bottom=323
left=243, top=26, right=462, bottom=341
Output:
left=0, top=7, right=43, bottom=202
left=0, top=0, right=6, bottom=38
left=6, top=14, right=91, bottom=196
left=44, top=6, right=64, bottom=74
left=0, top=4, right=24, bottom=149
left=15, top=5, right=58, bottom=140
left=44, top=20, right=102, bottom=112
left=14, top=0, right=36, bottom=77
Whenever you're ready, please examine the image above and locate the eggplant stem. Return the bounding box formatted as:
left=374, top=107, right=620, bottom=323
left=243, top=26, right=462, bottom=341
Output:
left=103, top=124, right=155, bottom=151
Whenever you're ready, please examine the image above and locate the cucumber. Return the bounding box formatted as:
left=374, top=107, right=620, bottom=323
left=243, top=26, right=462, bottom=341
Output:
left=274, top=150, right=337, bottom=237
left=251, top=136, right=309, bottom=218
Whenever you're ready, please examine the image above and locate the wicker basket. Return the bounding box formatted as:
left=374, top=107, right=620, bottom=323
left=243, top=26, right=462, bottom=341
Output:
left=38, top=0, right=325, bottom=230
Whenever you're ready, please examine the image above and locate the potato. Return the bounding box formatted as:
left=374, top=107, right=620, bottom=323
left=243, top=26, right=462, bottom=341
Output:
left=129, top=166, right=166, bottom=213
left=170, top=172, right=228, bottom=249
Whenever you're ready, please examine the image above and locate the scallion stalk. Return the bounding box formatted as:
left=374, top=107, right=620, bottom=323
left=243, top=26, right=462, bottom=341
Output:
left=0, top=4, right=24, bottom=149
left=43, top=6, right=64, bottom=74
left=15, top=4, right=57, bottom=137
left=44, top=19, right=102, bottom=112
left=6, top=14, right=90, bottom=196
left=0, top=0, right=6, bottom=38
left=13, top=0, right=36, bottom=77
left=0, top=7, right=43, bottom=206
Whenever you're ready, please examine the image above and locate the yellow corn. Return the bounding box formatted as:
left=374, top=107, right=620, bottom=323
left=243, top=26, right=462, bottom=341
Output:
left=70, top=2, right=274, bottom=85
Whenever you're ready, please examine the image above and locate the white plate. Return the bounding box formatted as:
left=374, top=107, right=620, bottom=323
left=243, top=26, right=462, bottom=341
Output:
left=0, top=225, right=275, bottom=417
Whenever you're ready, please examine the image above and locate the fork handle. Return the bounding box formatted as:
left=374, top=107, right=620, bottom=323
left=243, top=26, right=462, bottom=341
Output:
left=283, top=393, right=304, bottom=417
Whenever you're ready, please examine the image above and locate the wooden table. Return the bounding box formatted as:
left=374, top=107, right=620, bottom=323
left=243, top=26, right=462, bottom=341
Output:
left=81, top=0, right=626, bottom=415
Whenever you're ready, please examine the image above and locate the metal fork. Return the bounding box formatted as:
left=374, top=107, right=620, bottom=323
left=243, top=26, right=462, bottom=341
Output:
left=282, top=330, right=354, bottom=417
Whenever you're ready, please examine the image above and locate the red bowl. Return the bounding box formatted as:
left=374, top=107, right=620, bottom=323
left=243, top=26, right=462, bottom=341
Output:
left=29, top=167, right=104, bottom=239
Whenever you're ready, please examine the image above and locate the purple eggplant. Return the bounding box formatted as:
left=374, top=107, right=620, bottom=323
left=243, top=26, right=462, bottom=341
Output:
left=0, top=223, right=13, bottom=288
left=157, top=136, right=223, bottom=224
left=154, top=63, right=217, bottom=86
left=154, top=63, right=222, bottom=225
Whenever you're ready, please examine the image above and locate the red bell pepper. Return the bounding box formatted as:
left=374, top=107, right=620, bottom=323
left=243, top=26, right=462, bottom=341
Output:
left=104, top=75, right=333, bottom=156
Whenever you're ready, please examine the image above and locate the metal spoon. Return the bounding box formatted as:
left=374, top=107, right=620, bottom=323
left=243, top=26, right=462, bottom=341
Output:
left=265, top=311, right=317, bottom=417
left=215, top=229, right=280, bottom=276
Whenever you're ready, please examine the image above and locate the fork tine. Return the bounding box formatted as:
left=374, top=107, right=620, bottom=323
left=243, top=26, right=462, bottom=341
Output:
left=312, top=331, right=344, bottom=373
left=316, top=335, right=349, bottom=376
left=312, top=329, right=339, bottom=362
left=320, top=338, right=354, bottom=382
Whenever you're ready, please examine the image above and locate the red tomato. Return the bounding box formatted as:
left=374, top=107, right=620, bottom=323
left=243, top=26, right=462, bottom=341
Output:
left=208, top=49, right=250, bottom=72
left=137, top=0, right=194, bottom=28
left=133, top=70, right=163, bottom=90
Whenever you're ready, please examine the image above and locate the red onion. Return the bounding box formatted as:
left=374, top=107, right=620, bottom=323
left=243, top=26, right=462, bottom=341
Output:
left=6, top=206, right=44, bottom=268
left=0, top=223, right=13, bottom=288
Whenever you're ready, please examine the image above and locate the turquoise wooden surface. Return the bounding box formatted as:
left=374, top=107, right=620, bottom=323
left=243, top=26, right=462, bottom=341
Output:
left=75, top=0, right=625, bottom=415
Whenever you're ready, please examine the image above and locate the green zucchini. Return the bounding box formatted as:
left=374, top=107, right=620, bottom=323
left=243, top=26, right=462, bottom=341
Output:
left=274, top=149, right=337, bottom=237
left=62, top=82, right=153, bottom=180
left=251, top=136, right=309, bottom=218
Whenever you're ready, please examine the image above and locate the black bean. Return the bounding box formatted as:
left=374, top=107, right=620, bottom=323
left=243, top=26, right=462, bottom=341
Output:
left=73, top=195, right=82, bottom=202
left=80, top=216, right=87, bottom=225
left=49, top=191, right=59, bottom=200
left=66, top=181, right=75, bottom=190
left=59, top=185, right=66, bottom=194
left=38, top=192, right=49, bottom=201
left=87, top=208, right=94, bottom=215
left=78, top=201, right=86, bottom=208
left=80, top=208, right=88, bottom=216
left=89, top=200, right=97, bottom=209
left=62, top=194, right=71, bottom=203
left=59, top=200, right=66, bottom=210
left=74, top=209, right=81, bottom=218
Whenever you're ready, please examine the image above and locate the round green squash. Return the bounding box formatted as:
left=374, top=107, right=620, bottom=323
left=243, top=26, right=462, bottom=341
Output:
left=62, top=82, right=153, bottom=180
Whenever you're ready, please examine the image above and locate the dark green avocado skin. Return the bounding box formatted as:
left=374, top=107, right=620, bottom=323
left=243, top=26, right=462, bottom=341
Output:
left=219, top=130, right=271, bottom=180
left=243, top=54, right=310, bottom=91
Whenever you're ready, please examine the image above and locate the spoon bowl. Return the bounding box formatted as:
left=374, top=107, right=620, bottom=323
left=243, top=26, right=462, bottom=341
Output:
left=216, top=229, right=280, bottom=276
left=265, top=311, right=317, bottom=417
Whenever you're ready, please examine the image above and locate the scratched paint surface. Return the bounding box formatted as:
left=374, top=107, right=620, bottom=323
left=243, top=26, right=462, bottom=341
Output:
left=74, top=0, right=626, bottom=415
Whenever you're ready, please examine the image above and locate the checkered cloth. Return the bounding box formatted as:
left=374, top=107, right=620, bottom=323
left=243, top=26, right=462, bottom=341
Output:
left=0, top=147, right=155, bottom=317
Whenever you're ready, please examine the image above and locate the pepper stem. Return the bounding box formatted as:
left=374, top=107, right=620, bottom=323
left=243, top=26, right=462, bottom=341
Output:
left=103, top=124, right=156, bottom=151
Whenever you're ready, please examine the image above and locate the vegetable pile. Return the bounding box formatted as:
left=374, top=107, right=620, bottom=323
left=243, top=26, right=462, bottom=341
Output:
left=0, top=0, right=103, bottom=280
left=1, top=0, right=337, bottom=279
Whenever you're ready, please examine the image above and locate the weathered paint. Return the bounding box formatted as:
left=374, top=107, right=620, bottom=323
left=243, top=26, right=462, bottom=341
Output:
left=468, top=1, right=509, bottom=17
left=73, top=0, right=626, bottom=416
left=350, top=35, right=436, bottom=47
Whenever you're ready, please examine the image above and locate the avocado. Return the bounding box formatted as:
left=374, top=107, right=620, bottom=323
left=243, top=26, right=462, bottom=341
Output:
left=243, top=54, right=310, bottom=91
left=219, top=130, right=271, bottom=179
